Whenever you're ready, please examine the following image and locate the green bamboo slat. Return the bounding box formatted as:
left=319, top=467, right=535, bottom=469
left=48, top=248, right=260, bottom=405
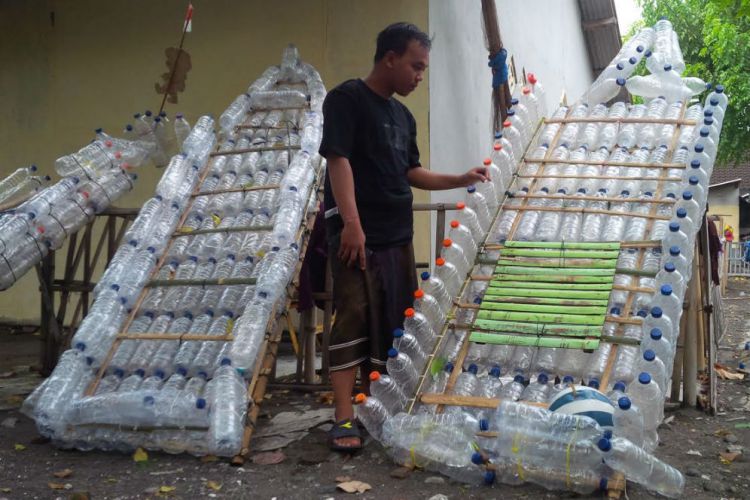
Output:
left=488, top=280, right=613, bottom=291
left=498, top=248, right=621, bottom=259
left=491, top=273, right=615, bottom=284
left=469, top=332, right=600, bottom=350
left=473, top=318, right=602, bottom=337
left=483, top=287, right=612, bottom=300
left=501, top=241, right=621, bottom=250
left=476, top=309, right=606, bottom=326
left=494, top=266, right=616, bottom=277
left=496, top=258, right=618, bottom=269
left=478, top=301, right=607, bottom=316
left=480, top=295, right=610, bottom=307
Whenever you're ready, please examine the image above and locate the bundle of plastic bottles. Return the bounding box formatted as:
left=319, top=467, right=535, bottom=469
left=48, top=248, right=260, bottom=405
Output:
left=0, top=165, right=51, bottom=207
left=0, top=148, right=140, bottom=291
left=355, top=20, right=725, bottom=497
left=22, top=46, right=326, bottom=457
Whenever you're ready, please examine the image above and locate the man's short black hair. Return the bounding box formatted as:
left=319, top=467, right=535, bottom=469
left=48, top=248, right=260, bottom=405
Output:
left=374, top=22, right=431, bottom=63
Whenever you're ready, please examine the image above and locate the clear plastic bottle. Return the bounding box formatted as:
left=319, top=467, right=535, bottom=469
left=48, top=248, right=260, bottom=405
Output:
left=174, top=113, right=191, bottom=147
left=527, top=73, right=547, bottom=118
left=173, top=310, right=215, bottom=375
left=386, top=348, right=420, bottom=394
left=392, top=328, right=427, bottom=370
left=637, top=349, right=667, bottom=394
left=451, top=363, right=481, bottom=397
left=596, top=102, right=627, bottom=150
left=581, top=76, right=626, bottom=106
left=413, top=289, right=444, bottom=331
left=440, top=238, right=471, bottom=277
left=617, top=104, right=647, bottom=148
left=597, top=436, right=684, bottom=497
left=535, top=189, right=565, bottom=241
left=521, top=373, right=551, bottom=403
left=434, top=257, right=462, bottom=299
left=628, top=372, right=663, bottom=451
left=353, top=393, right=389, bottom=439
left=498, top=374, right=525, bottom=401
left=208, top=363, right=247, bottom=456
left=420, top=271, right=451, bottom=314
left=369, top=371, right=408, bottom=415
left=501, top=119, right=524, bottom=159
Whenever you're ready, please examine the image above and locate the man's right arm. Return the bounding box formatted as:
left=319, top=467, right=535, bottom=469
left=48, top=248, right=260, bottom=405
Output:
left=327, top=155, right=367, bottom=270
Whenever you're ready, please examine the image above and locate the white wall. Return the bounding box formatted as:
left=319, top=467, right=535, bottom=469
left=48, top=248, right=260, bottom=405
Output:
left=427, top=0, right=593, bottom=254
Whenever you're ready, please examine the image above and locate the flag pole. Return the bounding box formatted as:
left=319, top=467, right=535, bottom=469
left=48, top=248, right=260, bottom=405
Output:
left=158, top=2, right=193, bottom=116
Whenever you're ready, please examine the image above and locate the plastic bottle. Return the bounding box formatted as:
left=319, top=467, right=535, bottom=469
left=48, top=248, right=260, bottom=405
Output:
left=451, top=364, right=480, bottom=397
left=501, top=119, right=524, bottom=160
left=521, top=373, right=551, bottom=403
left=489, top=146, right=514, bottom=188
left=353, top=393, right=389, bottom=439
left=641, top=328, right=674, bottom=378
left=403, top=307, right=437, bottom=350
left=392, top=328, right=427, bottom=369
left=440, top=238, right=471, bottom=277
left=434, top=257, right=462, bottom=299
left=174, top=113, right=191, bottom=146
left=656, top=262, right=685, bottom=299
left=617, top=104, right=647, bottom=148
left=637, top=349, right=667, bottom=394
left=628, top=372, right=663, bottom=451
left=208, top=363, right=247, bottom=456
left=498, top=374, right=525, bottom=401
left=527, top=73, right=547, bottom=118
left=386, top=348, right=420, bottom=394
left=596, top=102, right=627, bottom=150
left=413, top=289, right=444, bottom=331
left=369, top=371, right=408, bottom=415
left=597, top=436, right=684, bottom=497
left=582, top=77, right=626, bottom=106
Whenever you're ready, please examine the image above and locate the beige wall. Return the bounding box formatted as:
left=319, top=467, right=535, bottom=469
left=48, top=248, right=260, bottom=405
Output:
left=708, top=184, right=740, bottom=237
left=0, top=0, right=430, bottom=321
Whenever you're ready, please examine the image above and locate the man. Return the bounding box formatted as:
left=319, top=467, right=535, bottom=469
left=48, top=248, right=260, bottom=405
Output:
left=319, top=22, right=488, bottom=451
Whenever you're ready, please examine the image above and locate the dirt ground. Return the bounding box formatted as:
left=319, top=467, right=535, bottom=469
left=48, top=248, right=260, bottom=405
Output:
left=2, top=279, right=750, bottom=500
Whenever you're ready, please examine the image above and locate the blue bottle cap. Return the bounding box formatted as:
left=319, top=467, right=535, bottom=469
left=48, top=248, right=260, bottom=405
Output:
left=597, top=437, right=612, bottom=451
left=669, top=222, right=680, bottom=232
left=471, top=451, right=484, bottom=464
left=154, top=369, right=166, bottom=379
left=126, top=124, right=133, bottom=131
left=661, top=284, right=673, bottom=295
left=467, top=185, right=476, bottom=193
left=507, top=109, right=515, bottom=116
left=644, top=349, right=656, bottom=361
left=196, top=398, right=207, bottom=409
left=489, top=365, right=501, bottom=378
left=645, top=49, right=652, bottom=57
left=467, top=363, right=478, bottom=375
left=636, top=45, right=644, bottom=53
left=664, top=64, right=672, bottom=71
left=682, top=191, right=693, bottom=201
left=538, top=373, right=549, bottom=384
left=704, top=117, right=714, bottom=126
left=392, top=328, right=404, bottom=338
left=603, top=429, right=613, bottom=439
left=562, top=375, right=575, bottom=384
left=691, top=159, right=701, bottom=169
left=511, top=98, right=519, bottom=105
left=479, top=419, right=490, bottom=431
left=143, top=396, right=155, bottom=405
left=134, top=369, right=145, bottom=377
left=710, top=97, right=719, bottom=106
left=444, top=362, right=454, bottom=373
left=689, top=176, right=699, bottom=186
left=628, top=57, right=637, bottom=65
left=638, top=372, right=651, bottom=384
left=651, top=328, right=663, bottom=340
left=75, top=342, right=86, bottom=351
left=610, top=307, right=621, bottom=316
left=694, top=143, right=704, bottom=153
left=650, top=306, right=663, bottom=319
left=220, top=358, right=232, bottom=366
left=676, top=207, right=687, bottom=218
left=700, top=127, right=710, bottom=137
left=420, top=272, right=430, bottom=281
left=113, top=368, right=125, bottom=378
left=618, top=397, right=632, bottom=410
left=176, top=366, right=188, bottom=376
left=715, top=84, right=725, bottom=93
left=600, top=478, right=609, bottom=491
left=513, top=374, right=525, bottom=384
left=588, top=379, right=600, bottom=389
left=664, top=262, right=676, bottom=273
left=483, top=471, right=496, bottom=485
left=387, top=348, right=398, bottom=358
left=613, top=381, right=626, bottom=392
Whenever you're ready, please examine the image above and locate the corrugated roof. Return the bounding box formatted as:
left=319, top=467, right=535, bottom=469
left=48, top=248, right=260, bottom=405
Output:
left=710, top=163, right=750, bottom=192
left=577, top=0, right=623, bottom=78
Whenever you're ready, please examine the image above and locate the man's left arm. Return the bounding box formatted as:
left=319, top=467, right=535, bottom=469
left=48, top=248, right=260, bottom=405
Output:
left=407, top=165, right=489, bottom=191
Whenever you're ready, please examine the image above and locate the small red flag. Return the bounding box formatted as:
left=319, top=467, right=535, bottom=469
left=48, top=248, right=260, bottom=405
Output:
left=183, top=3, right=193, bottom=32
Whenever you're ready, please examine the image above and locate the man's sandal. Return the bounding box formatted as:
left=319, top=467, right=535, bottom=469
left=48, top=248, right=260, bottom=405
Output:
left=328, top=418, right=363, bottom=452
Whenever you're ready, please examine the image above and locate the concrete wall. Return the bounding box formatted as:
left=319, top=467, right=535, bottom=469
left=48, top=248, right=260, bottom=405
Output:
left=708, top=183, right=740, bottom=236
left=427, top=0, right=593, bottom=250
left=0, top=0, right=429, bottom=321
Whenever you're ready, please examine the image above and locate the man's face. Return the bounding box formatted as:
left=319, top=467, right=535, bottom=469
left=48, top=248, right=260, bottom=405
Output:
left=385, top=40, right=429, bottom=97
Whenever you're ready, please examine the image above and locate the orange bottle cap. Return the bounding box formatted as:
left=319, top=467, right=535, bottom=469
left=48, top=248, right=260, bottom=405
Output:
left=456, top=202, right=465, bottom=210
left=414, top=289, right=424, bottom=299
left=369, top=371, right=381, bottom=382
left=354, top=393, right=366, bottom=404
left=522, top=87, right=531, bottom=94
left=494, top=144, right=502, bottom=151
left=450, top=220, right=459, bottom=228
left=404, top=307, right=415, bottom=317
left=503, top=120, right=512, bottom=128
left=483, top=158, right=491, bottom=165
left=443, top=238, right=453, bottom=247
left=436, top=257, right=445, bottom=266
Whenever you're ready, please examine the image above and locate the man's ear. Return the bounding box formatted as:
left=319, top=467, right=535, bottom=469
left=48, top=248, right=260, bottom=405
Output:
left=383, top=50, right=397, bottom=69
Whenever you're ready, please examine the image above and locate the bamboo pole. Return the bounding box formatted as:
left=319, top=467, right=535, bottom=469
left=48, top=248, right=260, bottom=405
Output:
left=210, top=144, right=300, bottom=156
left=516, top=173, right=683, bottom=182
left=521, top=157, right=687, bottom=169
left=507, top=205, right=672, bottom=220
left=511, top=193, right=677, bottom=204
left=683, top=245, right=699, bottom=406
left=173, top=225, right=273, bottom=237
left=484, top=240, right=661, bottom=250
left=117, top=333, right=233, bottom=341
left=191, top=184, right=279, bottom=197
left=145, top=277, right=258, bottom=288
left=543, top=116, right=696, bottom=125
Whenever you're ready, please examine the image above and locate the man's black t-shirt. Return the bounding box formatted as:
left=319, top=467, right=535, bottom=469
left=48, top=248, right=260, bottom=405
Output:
left=319, top=79, right=420, bottom=249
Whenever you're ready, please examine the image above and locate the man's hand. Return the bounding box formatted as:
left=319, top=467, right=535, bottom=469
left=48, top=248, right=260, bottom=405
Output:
left=459, top=167, right=490, bottom=186
left=338, top=218, right=367, bottom=270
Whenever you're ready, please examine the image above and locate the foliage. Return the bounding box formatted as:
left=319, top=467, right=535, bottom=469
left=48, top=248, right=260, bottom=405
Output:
left=632, top=0, right=750, bottom=164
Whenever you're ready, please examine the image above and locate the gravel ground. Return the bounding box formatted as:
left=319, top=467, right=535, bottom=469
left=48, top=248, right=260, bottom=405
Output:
left=1, top=279, right=750, bottom=499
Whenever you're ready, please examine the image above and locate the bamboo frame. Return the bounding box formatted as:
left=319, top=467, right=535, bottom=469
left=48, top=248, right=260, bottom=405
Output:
left=511, top=193, right=676, bottom=204
left=543, top=116, right=696, bottom=125
left=210, top=144, right=301, bottom=156
left=521, top=157, right=687, bottom=169
left=144, top=277, right=258, bottom=288
left=516, top=173, right=683, bottom=182
left=172, top=225, right=274, bottom=237
left=509, top=205, right=671, bottom=220
left=191, top=184, right=280, bottom=197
